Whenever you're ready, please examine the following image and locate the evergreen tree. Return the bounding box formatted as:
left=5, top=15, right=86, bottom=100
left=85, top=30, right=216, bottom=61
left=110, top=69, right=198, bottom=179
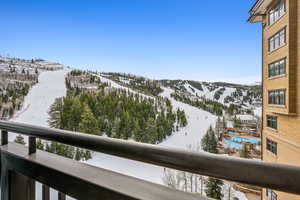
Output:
left=202, top=126, right=223, bottom=199
left=233, top=116, right=241, bottom=128
left=201, top=126, right=218, bottom=153
left=205, top=177, right=224, bottom=200
left=49, top=75, right=188, bottom=146
left=132, top=119, right=142, bottom=141
left=83, top=150, right=92, bottom=160
left=36, top=139, right=44, bottom=150
left=69, top=98, right=84, bottom=131
left=75, top=148, right=82, bottom=161
left=48, top=98, right=64, bottom=128
left=222, top=117, right=227, bottom=130
left=14, top=135, right=26, bottom=145
left=79, top=104, right=100, bottom=135
left=215, top=117, right=222, bottom=139
left=119, top=111, right=131, bottom=139
left=144, top=118, right=157, bottom=144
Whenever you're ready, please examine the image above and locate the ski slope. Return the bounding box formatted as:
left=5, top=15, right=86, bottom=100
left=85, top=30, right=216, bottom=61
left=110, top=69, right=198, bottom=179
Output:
left=160, top=87, right=217, bottom=148
left=9, top=68, right=70, bottom=141
left=8, top=69, right=247, bottom=200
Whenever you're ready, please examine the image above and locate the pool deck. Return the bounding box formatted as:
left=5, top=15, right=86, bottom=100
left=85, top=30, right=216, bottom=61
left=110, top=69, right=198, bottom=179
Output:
left=222, top=134, right=261, bottom=150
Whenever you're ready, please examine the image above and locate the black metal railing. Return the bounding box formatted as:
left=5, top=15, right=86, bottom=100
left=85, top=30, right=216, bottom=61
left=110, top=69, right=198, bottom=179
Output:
left=0, top=120, right=300, bottom=200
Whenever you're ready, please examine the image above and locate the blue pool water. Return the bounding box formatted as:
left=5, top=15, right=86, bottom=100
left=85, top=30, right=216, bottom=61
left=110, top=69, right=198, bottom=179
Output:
left=224, top=136, right=260, bottom=149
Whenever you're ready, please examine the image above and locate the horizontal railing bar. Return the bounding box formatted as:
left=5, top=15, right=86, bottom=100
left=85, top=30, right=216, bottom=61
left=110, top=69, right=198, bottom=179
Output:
left=1, top=143, right=204, bottom=200
left=1, top=120, right=300, bottom=195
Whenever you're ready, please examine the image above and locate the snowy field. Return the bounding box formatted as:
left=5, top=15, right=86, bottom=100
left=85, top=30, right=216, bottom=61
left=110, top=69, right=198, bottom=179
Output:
left=7, top=69, right=247, bottom=200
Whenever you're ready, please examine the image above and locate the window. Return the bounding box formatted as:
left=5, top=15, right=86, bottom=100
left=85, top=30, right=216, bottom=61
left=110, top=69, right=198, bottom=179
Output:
left=267, top=139, right=277, bottom=155
left=267, top=189, right=277, bottom=200
left=269, top=0, right=285, bottom=25
left=269, top=28, right=286, bottom=52
left=268, top=58, right=286, bottom=77
left=268, top=89, right=285, bottom=105
left=267, top=115, right=277, bottom=129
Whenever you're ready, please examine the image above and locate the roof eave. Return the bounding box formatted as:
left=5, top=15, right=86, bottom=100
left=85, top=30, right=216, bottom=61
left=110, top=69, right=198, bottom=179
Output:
left=248, top=14, right=264, bottom=23
left=248, top=0, right=272, bottom=23
left=249, top=0, right=265, bottom=14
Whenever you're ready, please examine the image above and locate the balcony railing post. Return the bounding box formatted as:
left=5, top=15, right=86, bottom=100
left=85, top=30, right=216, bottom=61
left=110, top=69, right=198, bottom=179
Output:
left=1, top=130, right=8, bottom=145
left=28, top=136, right=36, bottom=155
left=42, top=184, right=50, bottom=200
left=27, top=136, right=36, bottom=200
left=58, top=192, right=66, bottom=200
left=1, top=158, right=9, bottom=200
left=1, top=130, right=9, bottom=200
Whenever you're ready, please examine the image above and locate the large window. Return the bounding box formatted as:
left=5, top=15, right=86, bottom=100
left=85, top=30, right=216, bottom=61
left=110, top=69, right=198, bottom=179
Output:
left=267, top=139, right=277, bottom=155
left=268, top=89, right=285, bottom=105
left=267, top=115, right=277, bottom=129
left=269, top=28, right=286, bottom=52
left=269, top=0, right=285, bottom=25
left=267, top=189, right=277, bottom=200
left=268, top=58, right=286, bottom=78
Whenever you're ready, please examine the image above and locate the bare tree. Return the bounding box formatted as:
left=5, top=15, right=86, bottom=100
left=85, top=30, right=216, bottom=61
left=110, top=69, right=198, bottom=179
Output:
left=162, top=143, right=206, bottom=195
left=162, top=143, right=237, bottom=199
left=223, top=182, right=236, bottom=200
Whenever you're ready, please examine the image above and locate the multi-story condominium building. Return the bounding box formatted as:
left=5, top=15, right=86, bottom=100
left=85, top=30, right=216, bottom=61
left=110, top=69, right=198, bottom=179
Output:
left=249, top=0, right=300, bottom=199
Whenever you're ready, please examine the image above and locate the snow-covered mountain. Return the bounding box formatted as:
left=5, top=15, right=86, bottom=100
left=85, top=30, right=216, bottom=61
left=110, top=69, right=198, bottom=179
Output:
left=2, top=65, right=252, bottom=200
left=98, top=72, right=262, bottom=116
left=160, top=79, right=261, bottom=108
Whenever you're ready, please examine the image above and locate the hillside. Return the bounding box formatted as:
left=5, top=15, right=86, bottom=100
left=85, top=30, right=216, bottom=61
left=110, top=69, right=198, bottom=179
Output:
left=101, top=72, right=163, bottom=96
left=161, top=79, right=261, bottom=116
left=49, top=70, right=188, bottom=145
left=99, top=72, right=262, bottom=116
left=161, top=79, right=261, bottom=106
left=0, top=57, right=65, bottom=120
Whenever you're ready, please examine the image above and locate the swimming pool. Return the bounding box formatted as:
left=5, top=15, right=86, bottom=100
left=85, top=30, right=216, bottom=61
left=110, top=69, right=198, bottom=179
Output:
left=224, top=136, right=260, bottom=149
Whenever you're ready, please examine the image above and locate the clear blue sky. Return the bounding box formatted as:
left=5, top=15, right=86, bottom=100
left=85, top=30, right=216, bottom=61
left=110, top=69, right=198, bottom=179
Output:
left=0, top=0, right=261, bottom=84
